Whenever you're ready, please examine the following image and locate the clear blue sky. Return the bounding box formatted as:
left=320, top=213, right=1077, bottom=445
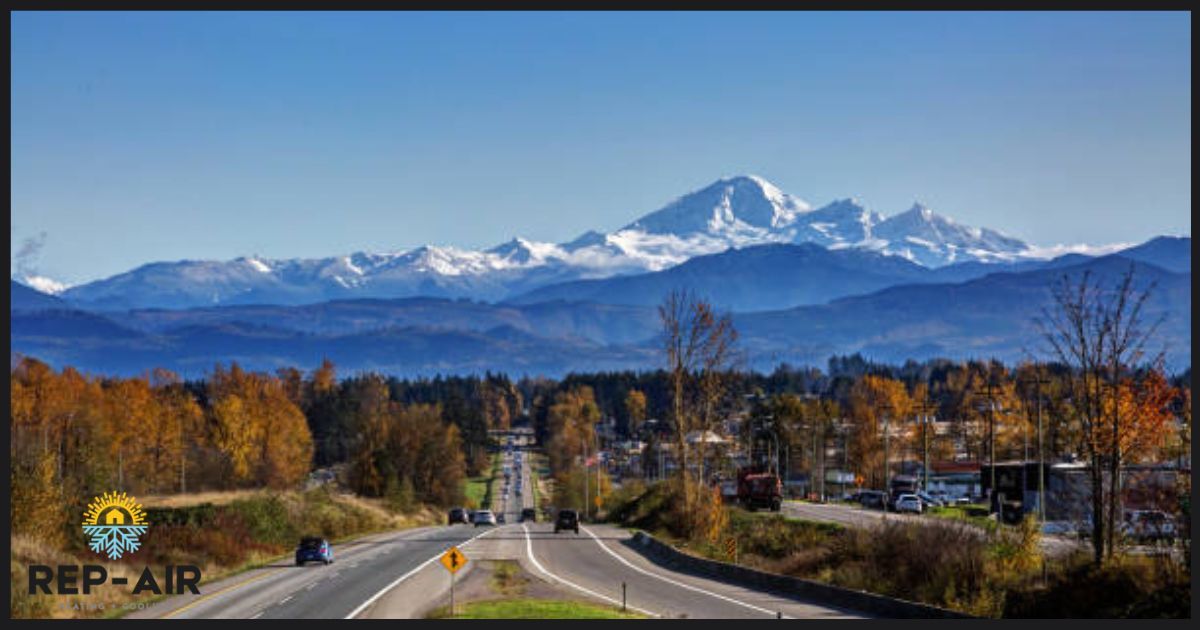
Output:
left=11, top=11, right=1191, bottom=285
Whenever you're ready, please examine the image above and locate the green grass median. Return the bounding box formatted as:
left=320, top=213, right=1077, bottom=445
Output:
left=426, top=599, right=646, bottom=619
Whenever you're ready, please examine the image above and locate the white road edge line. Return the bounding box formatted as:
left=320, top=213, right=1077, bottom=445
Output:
left=343, top=525, right=496, bottom=619
left=521, top=524, right=658, bottom=618
left=581, top=526, right=791, bottom=619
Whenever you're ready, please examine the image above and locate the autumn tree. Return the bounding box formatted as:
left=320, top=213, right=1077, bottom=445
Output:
left=1038, top=265, right=1164, bottom=564
left=624, top=389, right=647, bottom=436
left=658, top=289, right=737, bottom=534
left=847, top=375, right=912, bottom=489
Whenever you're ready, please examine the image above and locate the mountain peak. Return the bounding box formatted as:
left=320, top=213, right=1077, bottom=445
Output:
left=623, top=175, right=811, bottom=236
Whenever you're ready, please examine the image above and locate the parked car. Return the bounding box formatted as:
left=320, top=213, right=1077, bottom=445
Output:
left=554, top=509, right=580, bottom=534
left=895, top=494, right=923, bottom=514
left=295, top=537, right=333, bottom=566
left=496, top=512, right=506, bottom=524
left=447, top=507, right=470, bottom=525
left=520, top=507, right=537, bottom=523
left=1122, top=510, right=1177, bottom=542
left=473, top=510, right=497, bottom=527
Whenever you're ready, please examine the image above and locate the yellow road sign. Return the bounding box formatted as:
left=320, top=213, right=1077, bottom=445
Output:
left=440, top=546, right=467, bottom=574
left=594, top=495, right=602, bottom=508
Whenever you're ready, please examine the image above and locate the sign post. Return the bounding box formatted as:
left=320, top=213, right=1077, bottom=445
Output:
left=440, top=546, right=468, bottom=617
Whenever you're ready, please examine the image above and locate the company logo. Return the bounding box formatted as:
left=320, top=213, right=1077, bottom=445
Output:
left=82, top=492, right=148, bottom=560
left=30, top=491, right=200, bottom=601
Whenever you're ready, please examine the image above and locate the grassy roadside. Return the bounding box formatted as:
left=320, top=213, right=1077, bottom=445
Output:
left=926, top=504, right=998, bottom=531
left=464, top=453, right=501, bottom=510
left=424, top=559, right=645, bottom=619
left=530, top=452, right=553, bottom=517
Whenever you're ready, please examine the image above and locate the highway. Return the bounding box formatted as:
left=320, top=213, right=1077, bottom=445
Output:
left=135, top=443, right=865, bottom=619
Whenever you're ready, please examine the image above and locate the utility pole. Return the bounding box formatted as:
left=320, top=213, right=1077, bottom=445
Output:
left=883, top=411, right=891, bottom=494
left=1018, top=371, right=1052, bottom=522
left=914, top=399, right=937, bottom=494
left=582, top=437, right=589, bottom=522
left=985, top=378, right=997, bottom=512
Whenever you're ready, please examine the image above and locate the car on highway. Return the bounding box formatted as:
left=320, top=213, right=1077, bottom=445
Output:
left=856, top=490, right=887, bottom=510
left=447, top=507, right=471, bottom=525
left=554, top=509, right=580, bottom=534
left=520, top=507, right=537, bottom=523
left=473, top=509, right=498, bottom=527
left=895, top=493, right=923, bottom=514
left=295, top=537, right=334, bottom=566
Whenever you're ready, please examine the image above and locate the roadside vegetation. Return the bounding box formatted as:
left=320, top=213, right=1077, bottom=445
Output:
left=604, top=481, right=1188, bottom=618
left=463, top=453, right=500, bottom=510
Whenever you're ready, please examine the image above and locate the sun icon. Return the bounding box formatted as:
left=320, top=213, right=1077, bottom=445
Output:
left=83, top=491, right=146, bottom=527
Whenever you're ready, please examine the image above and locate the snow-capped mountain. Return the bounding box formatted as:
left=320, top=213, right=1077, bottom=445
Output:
left=60, top=175, right=1044, bottom=310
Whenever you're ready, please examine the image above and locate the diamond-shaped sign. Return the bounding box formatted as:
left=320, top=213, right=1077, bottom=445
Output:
left=440, top=546, right=467, bottom=574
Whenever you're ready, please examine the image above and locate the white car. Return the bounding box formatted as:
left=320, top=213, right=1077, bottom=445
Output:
left=895, top=493, right=923, bottom=514
left=473, top=510, right=497, bottom=527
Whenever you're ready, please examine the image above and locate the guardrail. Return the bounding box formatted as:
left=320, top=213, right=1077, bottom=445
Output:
left=629, top=531, right=974, bottom=619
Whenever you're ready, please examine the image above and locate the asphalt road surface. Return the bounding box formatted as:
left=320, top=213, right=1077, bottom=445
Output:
left=136, top=445, right=867, bottom=618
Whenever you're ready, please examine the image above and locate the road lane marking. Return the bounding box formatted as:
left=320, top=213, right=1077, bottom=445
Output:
left=161, top=567, right=289, bottom=619
left=279, top=595, right=293, bottom=605
left=343, top=526, right=495, bottom=619
left=161, top=526, right=435, bottom=619
left=250, top=611, right=264, bottom=619
left=520, top=524, right=658, bottom=617
left=581, top=526, right=791, bottom=619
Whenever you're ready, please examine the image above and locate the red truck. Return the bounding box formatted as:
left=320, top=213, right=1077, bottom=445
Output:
left=736, top=466, right=782, bottom=512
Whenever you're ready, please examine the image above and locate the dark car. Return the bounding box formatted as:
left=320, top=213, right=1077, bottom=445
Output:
left=856, top=490, right=887, bottom=510
left=447, top=507, right=470, bottom=525
left=554, top=509, right=580, bottom=534
left=295, top=537, right=333, bottom=566
left=520, top=507, right=537, bottom=523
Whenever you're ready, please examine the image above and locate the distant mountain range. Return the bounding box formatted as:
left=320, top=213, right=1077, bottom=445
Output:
left=11, top=236, right=1190, bottom=377
left=508, top=235, right=1191, bottom=312
left=38, top=175, right=1097, bottom=311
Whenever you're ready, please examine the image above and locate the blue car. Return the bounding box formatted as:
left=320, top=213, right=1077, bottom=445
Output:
left=295, top=537, right=334, bottom=566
